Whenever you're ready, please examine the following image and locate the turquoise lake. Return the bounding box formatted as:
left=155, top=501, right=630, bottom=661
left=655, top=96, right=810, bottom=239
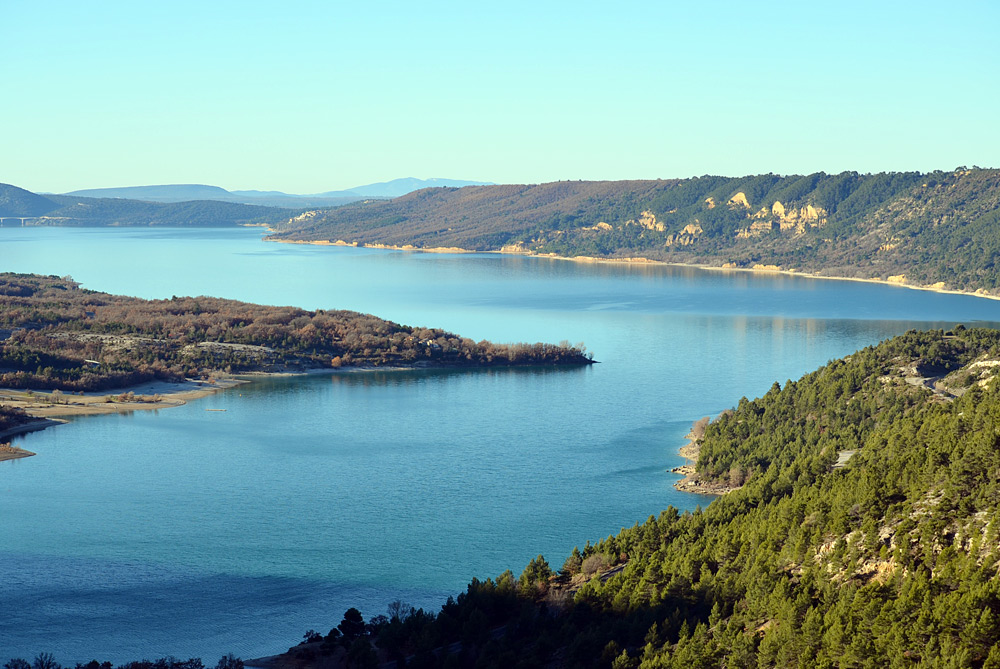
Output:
left=3, top=227, right=1000, bottom=662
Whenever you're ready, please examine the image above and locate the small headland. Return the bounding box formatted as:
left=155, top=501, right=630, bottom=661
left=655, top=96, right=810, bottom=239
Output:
left=0, top=273, right=593, bottom=446
left=0, top=442, right=36, bottom=461
left=0, top=378, right=247, bottom=450
left=0, top=377, right=245, bottom=420
left=671, top=413, right=742, bottom=496
left=0, top=404, right=61, bottom=456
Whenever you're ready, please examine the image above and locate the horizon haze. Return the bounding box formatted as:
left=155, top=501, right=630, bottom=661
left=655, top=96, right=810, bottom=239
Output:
left=3, top=1, right=998, bottom=194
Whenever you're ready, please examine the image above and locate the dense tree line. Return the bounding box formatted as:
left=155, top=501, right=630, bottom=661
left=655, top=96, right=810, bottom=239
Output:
left=0, top=274, right=591, bottom=391
left=271, top=168, right=1000, bottom=294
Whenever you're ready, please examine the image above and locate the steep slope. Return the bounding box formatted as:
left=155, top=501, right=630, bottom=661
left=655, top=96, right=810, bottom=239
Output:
left=260, top=327, right=1000, bottom=668
left=272, top=179, right=680, bottom=248
left=0, top=183, right=61, bottom=217
left=270, top=169, right=1000, bottom=295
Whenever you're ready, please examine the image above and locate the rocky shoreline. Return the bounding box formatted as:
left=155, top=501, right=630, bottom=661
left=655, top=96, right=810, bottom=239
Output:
left=671, top=415, right=742, bottom=496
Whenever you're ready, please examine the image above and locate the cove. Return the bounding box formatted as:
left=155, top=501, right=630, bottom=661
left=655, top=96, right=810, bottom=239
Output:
left=3, top=227, right=1000, bottom=662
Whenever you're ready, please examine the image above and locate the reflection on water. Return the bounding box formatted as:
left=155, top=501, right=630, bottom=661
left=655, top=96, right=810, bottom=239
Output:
left=2, top=227, right=1000, bottom=662
left=312, top=363, right=591, bottom=389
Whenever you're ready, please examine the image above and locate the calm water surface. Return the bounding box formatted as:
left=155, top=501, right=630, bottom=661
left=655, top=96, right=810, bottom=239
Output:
left=3, top=227, right=1000, bottom=661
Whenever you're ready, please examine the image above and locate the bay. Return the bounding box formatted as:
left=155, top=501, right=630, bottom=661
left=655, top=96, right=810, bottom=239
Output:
left=2, top=227, right=1000, bottom=662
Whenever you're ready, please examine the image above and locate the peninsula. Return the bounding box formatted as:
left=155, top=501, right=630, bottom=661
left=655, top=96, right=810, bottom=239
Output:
left=0, top=273, right=591, bottom=433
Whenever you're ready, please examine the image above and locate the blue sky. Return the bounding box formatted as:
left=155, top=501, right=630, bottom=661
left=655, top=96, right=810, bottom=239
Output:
left=2, top=1, right=997, bottom=193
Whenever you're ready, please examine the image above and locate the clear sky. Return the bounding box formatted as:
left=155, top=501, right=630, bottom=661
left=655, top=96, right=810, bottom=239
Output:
left=2, top=0, right=997, bottom=193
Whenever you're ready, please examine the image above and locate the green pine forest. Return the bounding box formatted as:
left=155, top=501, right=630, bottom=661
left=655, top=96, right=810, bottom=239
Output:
left=262, top=327, right=1000, bottom=668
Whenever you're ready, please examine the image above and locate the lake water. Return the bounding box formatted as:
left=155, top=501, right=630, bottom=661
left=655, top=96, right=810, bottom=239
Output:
left=3, top=227, right=1000, bottom=662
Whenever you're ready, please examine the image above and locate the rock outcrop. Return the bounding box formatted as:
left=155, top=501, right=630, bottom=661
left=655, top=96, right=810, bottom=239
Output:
left=738, top=200, right=827, bottom=237
left=728, top=192, right=751, bottom=208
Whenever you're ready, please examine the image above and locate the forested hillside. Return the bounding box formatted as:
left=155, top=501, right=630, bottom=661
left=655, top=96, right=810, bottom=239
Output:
left=0, top=274, right=590, bottom=391
left=241, top=327, right=1000, bottom=668
left=0, top=184, right=59, bottom=217
left=0, top=184, right=293, bottom=226
left=269, top=168, right=1000, bottom=295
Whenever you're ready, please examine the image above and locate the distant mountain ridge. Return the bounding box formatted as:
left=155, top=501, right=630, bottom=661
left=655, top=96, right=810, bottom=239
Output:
left=327, top=177, right=491, bottom=198
left=268, top=168, right=1000, bottom=295
left=0, top=178, right=493, bottom=227
left=64, top=184, right=233, bottom=201
left=64, top=177, right=493, bottom=207
left=0, top=183, right=294, bottom=227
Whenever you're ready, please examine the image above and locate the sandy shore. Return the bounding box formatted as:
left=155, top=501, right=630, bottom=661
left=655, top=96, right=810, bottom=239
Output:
left=0, top=377, right=247, bottom=424
left=0, top=364, right=454, bottom=445
left=0, top=419, right=64, bottom=460
left=267, top=237, right=1000, bottom=302
left=0, top=445, right=38, bottom=461
left=270, top=238, right=477, bottom=255
left=523, top=253, right=1000, bottom=302
left=685, top=263, right=1000, bottom=302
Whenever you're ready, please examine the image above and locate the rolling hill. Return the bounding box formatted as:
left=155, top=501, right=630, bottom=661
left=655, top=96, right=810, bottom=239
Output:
left=0, top=184, right=295, bottom=227
left=62, top=177, right=493, bottom=207
left=0, top=183, right=62, bottom=217
left=65, top=184, right=236, bottom=202
left=269, top=168, right=1000, bottom=295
